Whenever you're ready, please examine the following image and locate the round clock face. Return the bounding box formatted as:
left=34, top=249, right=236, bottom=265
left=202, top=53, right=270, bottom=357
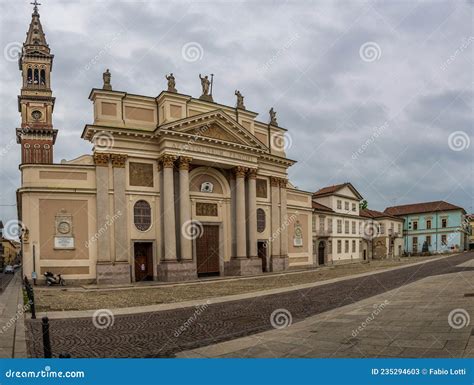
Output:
left=58, top=221, right=70, bottom=234
left=31, top=110, right=42, bottom=120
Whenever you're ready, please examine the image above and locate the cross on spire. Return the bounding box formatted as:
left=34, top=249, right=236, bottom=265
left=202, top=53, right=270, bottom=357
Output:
left=30, top=0, right=41, bottom=13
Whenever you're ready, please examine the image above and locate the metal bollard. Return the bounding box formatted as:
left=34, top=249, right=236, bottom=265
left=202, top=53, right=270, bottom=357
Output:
left=42, top=316, right=52, bottom=358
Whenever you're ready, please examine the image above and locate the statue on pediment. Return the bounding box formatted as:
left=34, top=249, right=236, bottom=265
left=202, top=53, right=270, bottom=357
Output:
left=269, top=107, right=278, bottom=126
left=166, top=73, right=177, bottom=93
left=235, top=90, right=245, bottom=110
left=199, top=74, right=210, bottom=96
left=103, top=69, right=112, bottom=90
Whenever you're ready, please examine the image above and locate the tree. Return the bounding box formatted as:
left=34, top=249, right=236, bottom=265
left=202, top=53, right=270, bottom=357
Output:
left=360, top=200, right=368, bottom=210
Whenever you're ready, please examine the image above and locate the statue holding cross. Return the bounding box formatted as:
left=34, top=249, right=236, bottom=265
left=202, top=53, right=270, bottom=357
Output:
left=31, top=0, right=41, bottom=13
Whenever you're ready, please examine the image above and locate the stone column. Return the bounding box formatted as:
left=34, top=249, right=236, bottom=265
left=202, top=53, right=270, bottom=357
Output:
left=93, top=153, right=111, bottom=263
left=179, top=157, right=192, bottom=260
left=235, top=166, right=247, bottom=258
left=280, top=178, right=288, bottom=257
left=111, top=153, right=128, bottom=263
left=247, top=168, right=258, bottom=258
left=161, top=154, right=177, bottom=261
left=270, top=177, right=281, bottom=258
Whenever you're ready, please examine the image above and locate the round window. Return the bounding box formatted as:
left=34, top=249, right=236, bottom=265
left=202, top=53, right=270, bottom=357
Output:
left=31, top=110, right=42, bottom=120
left=134, top=200, right=151, bottom=231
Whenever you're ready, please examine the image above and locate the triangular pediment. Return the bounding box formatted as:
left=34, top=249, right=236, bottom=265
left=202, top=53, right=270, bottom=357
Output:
left=158, top=109, right=267, bottom=150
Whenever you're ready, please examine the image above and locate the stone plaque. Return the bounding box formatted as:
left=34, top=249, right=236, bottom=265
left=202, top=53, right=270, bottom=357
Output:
left=129, top=162, right=154, bottom=187
left=196, top=202, right=218, bottom=217
left=256, top=178, right=268, bottom=198
left=54, top=236, right=75, bottom=249
left=293, top=220, right=303, bottom=247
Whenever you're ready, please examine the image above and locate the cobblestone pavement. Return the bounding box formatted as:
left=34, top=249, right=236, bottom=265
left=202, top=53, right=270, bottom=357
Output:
left=179, top=258, right=474, bottom=358
left=35, top=256, right=444, bottom=312
left=26, top=252, right=473, bottom=358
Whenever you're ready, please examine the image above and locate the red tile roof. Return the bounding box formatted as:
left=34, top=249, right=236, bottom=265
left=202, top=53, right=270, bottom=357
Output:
left=360, top=208, right=401, bottom=220
left=312, top=201, right=334, bottom=212
left=313, top=182, right=363, bottom=200
left=384, top=201, right=465, bottom=216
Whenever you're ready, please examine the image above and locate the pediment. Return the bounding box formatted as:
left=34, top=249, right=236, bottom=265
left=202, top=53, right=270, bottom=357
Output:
left=158, top=110, right=267, bottom=150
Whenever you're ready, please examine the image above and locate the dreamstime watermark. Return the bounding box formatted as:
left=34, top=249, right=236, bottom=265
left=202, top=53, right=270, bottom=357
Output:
left=258, top=32, right=300, bottom=74
left=5, top=366, right=85, bottom=379
left=266, top=213, right=297, bottom=248
left=92, top=309, right=115, bottom=329
left=0, top=126, right=31, bottom=158
left=177, top=124, right=210, bottom=156
left=359, top=41, right=382, bottom=62
left=174, top=300, right=211, bottom=338
left=84, top=30, right=123, bottom=71
left=0, top=301, right=32, bottom=335
left=270, top=308, right=293, bottom=329
left=270, top=132, right=293, bottom=152
left=351, top=300, right=389, bottom=337
left=85, top=211, right=122, bottom=249
left=2, top=219, right=26, bottom=239
left=448, top=131, right=470, bottom=152
left=181, top=220, right=204, bottom=240
left=92, top=131, right=115, bottom=151
left=360, top=220, right=381, bottom=239
left=440, top=36, right=474, bottom=71
left=3, top=41, right=22, bottom=62
left=181, top=42, right=204, bottom=62
left=351, top=121, right=389, bottom=161
left=448, top=308, right=470, bottom=329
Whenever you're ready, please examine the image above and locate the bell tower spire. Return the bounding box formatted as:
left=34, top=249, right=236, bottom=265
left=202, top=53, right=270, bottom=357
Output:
left=16, top=1, right=57, bottom=164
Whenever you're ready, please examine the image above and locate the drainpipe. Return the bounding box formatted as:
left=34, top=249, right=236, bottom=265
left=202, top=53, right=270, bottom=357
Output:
left=435, top=212, right=438, bottom=253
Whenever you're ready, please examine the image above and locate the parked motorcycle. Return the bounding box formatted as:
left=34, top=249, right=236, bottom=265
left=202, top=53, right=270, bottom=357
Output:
left=44, top=271, right=66, bottom=286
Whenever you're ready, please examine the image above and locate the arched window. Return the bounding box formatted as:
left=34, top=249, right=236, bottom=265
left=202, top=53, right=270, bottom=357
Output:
left=27, top=68, right=32, bottom=84
left=33, top=69, right=39, bottom=84
left=40, top=69, right=46, bottom=86
left=134, top=200, right=151, bottom=231
left=257, top=208, right=266, bottom=233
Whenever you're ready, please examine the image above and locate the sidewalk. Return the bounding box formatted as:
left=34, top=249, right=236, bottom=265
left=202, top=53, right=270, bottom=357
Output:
left=177, top=258, right=474, bottom=358
left=0, top=274, right=28, bottom=358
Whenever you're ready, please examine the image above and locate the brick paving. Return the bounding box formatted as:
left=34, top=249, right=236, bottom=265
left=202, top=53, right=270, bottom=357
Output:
left=25, top=252, right=474, bottom=358
left=34, top=256, right=443, bottom=312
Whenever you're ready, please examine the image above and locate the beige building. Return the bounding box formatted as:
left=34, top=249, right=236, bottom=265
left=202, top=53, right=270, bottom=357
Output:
left=16, top=7, right=314, bottom=284
left=359, top=209, right=404, bottom=259
left=312, top=183, right=365, bottom=265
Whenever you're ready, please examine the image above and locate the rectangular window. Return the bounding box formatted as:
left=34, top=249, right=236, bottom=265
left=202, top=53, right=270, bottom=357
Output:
left=345, top=201, right=349, bottom=211
left=413, top=236, right=418, bottom=253
left=380, top=224, right=385, bottom=235
left=319, top=217, right=325, bottom=232
left=337, top=219, right=342, bottom=234
left=337, top=200, right=342, bottom=209
left=312, top=216, right=316, bottom=231
left=345, top=240, right=349, bottom=253
left=398, top=223, right=402, bottom=233
left=337, top=240, right=342, bottom=254
left=352, top=221, right=356, bottom=234
left=345, top=221, right=349, bottom=234
left=352, top=203, right=356, bottom=212
left=352, top=240, right=356, bottom=252
left=328, top=218, right=333, bottom=234
left=426, top=235, right=431, bottom=245
left=413, top=221, right=418, bottom=230
left=426, top=220, right=431, bottom=230
left=441, top=234, right=447, bottom=245
left=441, top=218, right=447, bottom=228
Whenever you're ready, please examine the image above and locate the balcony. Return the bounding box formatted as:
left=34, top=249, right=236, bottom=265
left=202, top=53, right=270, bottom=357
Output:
left=314, top=229, right=331, bottom=237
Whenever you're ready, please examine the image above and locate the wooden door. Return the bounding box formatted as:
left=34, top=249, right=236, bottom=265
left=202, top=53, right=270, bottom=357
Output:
left=257, top=241, right=267, bottom=272
left=318, top=241, right=325, bottom=265
left=196, top=225, right=220, bottom=275
left=134, top=242, right=153, bottom=281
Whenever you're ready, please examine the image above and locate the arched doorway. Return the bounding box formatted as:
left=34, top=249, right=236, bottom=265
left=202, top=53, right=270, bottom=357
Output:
left=318, top=241, right=325, bottom=265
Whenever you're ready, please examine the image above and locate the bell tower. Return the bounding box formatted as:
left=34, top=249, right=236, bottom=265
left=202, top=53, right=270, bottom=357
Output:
left=16, top=1, right=57, bottom=164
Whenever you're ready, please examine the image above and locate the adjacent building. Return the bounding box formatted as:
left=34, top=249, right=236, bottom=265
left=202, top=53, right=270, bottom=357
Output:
left=312, top=183, right=364, bottom=264
left=0, top=221, right=21, bottom=270
left=359, top=209, right=404, bottom=259
left=384, top=201, right=469, bottom=254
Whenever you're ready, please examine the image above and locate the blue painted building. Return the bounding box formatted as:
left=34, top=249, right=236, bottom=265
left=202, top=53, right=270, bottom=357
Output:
left=384, top=201, right=469, bottom=254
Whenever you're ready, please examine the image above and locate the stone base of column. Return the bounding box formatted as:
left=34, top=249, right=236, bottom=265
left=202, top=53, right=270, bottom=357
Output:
left=225, top=257, right=262, bottom=276
left=96, top=262, right=131, bottom=285
left=157, top=260, right=197, bottom=282
left=270, top=255, right=289, bottom=272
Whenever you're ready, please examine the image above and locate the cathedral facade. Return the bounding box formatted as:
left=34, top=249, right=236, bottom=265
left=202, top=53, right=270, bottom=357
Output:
left=17, top=6, right=314, bottom=284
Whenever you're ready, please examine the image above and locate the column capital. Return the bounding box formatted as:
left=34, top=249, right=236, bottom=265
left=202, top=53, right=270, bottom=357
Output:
left=178, top=156, right=193, bottom=170
left=270, top=176, right=280, bottom=187
left=247, top=168, right=258, bottom=179
left=93, top=152, right=110, bottom=167
left=234, top=166, right=248, bottom=178
left=279, top=178, right=288, bottom=188
left=110, top=153, right=127, bottom=168
left=160, top=154, right=177, bottom=168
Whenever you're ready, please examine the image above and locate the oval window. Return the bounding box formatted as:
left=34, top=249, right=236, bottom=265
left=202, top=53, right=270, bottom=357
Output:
left=257, top=208, right=266, bottom=233
left=134, top=200, right=151, bottom=231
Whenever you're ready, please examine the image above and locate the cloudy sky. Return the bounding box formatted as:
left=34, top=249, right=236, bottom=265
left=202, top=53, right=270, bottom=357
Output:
left=0, top=0, right=472, bottom=225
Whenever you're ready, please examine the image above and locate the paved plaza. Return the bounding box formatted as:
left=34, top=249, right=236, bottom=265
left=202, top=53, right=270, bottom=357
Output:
left=24, top=252, right=473, bottom=358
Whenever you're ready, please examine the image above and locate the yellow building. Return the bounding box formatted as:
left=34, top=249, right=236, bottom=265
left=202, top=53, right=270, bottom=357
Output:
left=16, top=6, right=314, bottom=284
